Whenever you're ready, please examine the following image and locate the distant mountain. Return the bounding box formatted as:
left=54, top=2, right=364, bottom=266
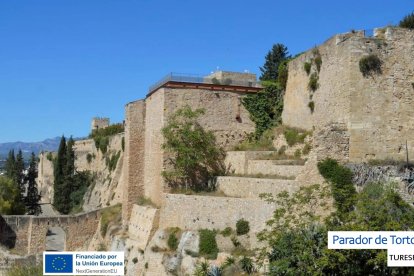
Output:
left=0, top=137, right=62, bottom=162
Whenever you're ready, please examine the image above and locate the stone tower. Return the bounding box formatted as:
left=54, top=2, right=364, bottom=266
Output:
left=91, top=117, right=110, bottom=131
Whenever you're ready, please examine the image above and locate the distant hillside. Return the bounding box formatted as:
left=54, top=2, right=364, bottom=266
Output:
left=0, top=137, right=62, bottom=168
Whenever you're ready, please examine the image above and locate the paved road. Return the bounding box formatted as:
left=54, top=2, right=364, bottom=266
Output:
left=39, top=203, right=58, bottom=216
left=45, top=227, right=65, bottom=251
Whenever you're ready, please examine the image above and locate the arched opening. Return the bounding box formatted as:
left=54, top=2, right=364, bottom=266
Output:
left=45, top=227, right=65, bottom=251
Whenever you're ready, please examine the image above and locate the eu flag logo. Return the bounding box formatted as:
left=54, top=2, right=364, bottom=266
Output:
left=45, top=254, right=73, bottom=273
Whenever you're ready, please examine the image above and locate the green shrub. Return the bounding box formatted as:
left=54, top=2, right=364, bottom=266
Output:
left=132, top=257, right=138, bottom=264
left=199, top=229, right=218, bottom=259
left=284, top=128, right=308, bottom=147
left=6, top=264, right=43, bottom=276
left=97, top=242, right=107, bottom=251
left=359, top=54, right=382, bottom=77
left=242, top=82, right=284, bottom=139
left=294, top=149, right=301, bottom=158
left=314, top=56, right=322, bottom=73
left=231, top=236, right=241, bottom=247
left=308, top=72, right=319, bottom=91
left=121, top=137, right=125, bottom=151
left=399, top=12, right=414, bottom=29
left=308, top=101, right=315, bottom=113
left=317, top=158, right=356, bottom=215
left=86, top=153, right=93, bottom=164
left=136, top=196, right=156, bottom=207
left=162, top=106, right=226, bottom=192
left=233, top=129, right=275, bottom=151
left=236, top=219, right=250, bottom=235
left=239, top=256, right=254, bottom=274
left=304, top=62, right=311, bottom=75
left=168, top=232, right=179, bottom=250
left=221, top=227, right=233, bottom=237
left=100, top=204, right=122, bottom=236
left=46, top=152, right=53, bottom=161
left=89, top=123, right=124, bottom=139
left=302, top=143, right=312, bottom=155
left=277, top=59, right=289, bottom=90
left=106, top=151, right=121, bottom=172
left=278, top=145, right=287, bottom=155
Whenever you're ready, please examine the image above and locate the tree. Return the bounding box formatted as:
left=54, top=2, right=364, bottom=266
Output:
left=258, top=159, right=414, bottom=275
left=4, top=150, right=15, bottom=179
left=242, top=82, right=284, bottom=138
left=26, top=152, right=41, bottom=215
left=399, top=11, right=414, bottom=29
left=0, top=176, right=22, bottom=215
left=161, top=106, right=226, bottom=192
left=15, top=150, right=25, bottom=197
left=259, top=43, right=289, bottom=81
left=53, top=136, right=68, bottom=213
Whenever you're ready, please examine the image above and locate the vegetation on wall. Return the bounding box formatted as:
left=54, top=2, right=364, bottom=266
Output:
left=89, top=123, right=124, bottom=153
left=106, top=151, right=121, bottom=172
left=308, top=101, right=315, bottom=113
left=399, top=11, right=414, bottom=29
left=198, top=229, right=219, bottom=259
left=242, top=82, right=284, bottom=139
left=359, top=54, right=382, bottom=77
left=236, top=219, right=250, bottom=235
left=161, top=106, right=226, bottom=192
left=100, top=204, right=121, bottom=237
left=308, top=72, right=319, bottom=92
left=304, top=61, right=311, bottom=75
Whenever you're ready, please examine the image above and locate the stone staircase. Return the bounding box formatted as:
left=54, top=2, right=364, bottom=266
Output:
left=216, top=151, right=306, bottom=198
left=159, top=151, right=308, bottom=249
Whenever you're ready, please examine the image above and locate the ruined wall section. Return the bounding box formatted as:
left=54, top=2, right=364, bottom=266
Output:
left=37, top=152, right=55, bottom=203
left=282, top=33, right=356, bottom=131
left=122, top=100, right=146, bottom=224
left=283, top=27, right=414, bottom=162
left=348, top=28, right=414, bottom=161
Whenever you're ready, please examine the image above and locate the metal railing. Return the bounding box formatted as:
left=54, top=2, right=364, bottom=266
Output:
left=148, top=72, right=262, bottom=93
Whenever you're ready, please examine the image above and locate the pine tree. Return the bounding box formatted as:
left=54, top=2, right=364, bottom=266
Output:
left=15, top=150, right=25, bottom=197
left=53, top=136, right=67, bottom=213
left=4, top=150, right=15, bottom=179
left=26, top=152, right=41, bottom=215
left=259, top=43, right=289, bottom=81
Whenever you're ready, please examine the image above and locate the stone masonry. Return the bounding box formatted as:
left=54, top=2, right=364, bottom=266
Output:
left=282, top=27, right=414, bottom=162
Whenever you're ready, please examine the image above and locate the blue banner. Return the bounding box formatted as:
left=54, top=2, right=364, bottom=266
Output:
left=45, top=254, right=73, bottom=273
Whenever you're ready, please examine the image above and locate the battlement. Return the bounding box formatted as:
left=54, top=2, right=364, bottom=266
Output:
left=91, top=117, right=110, bottom=131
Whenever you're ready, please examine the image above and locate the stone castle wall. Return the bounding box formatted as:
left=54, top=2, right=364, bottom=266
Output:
left=122, top=101, right=146, bottom=224
left=282, top=27, right=414, bottom=162
left=159, top=194, right=275, bottom=248
left=37, top=152, right=55, bottom=203
left=127, top=204, right=159, bottom=250
left=1, top=209, right=102, bottom=255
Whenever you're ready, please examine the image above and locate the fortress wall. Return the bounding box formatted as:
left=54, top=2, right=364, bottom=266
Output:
left=283, top=27, right=414, bottom=162
left=37, top=153, right=55, bottom=203
left=143, top=90, right=165, bottom=206
left=282, top=34, right=354, bottom=131
left=348, top=28, right=414, bottom=161
left=159, top=193, right=275, bottom=248
left=74, top=133, right=125, bottom=211
left=164, top=88, right=255, bottom=150
left=127, top=204, right=159, bottom=250
left=1, top=216, right=31, bottom=255
left=2, top=209, right=102, bottom=255
left=122, top=100, right=146, bottom=224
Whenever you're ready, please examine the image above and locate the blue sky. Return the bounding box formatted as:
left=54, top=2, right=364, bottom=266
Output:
left=0, top=1, right=412, bottom=142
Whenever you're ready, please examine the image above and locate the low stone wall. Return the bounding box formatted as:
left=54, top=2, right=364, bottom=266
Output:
left=225, top=151, right=275, bottom=174
left=247, top=160, right=303, bottom=178
left=216, top=176, right=299, bottom=198
left=128, top=204, right=159, bottom=250
left=159, top=194, right=275, bottom=248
